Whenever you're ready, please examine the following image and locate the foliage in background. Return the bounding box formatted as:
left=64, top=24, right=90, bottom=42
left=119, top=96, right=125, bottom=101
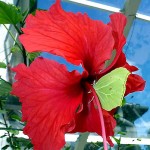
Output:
left=0, top=1, right=23, bottom=24
left=0, top=1, right=36, bottom=149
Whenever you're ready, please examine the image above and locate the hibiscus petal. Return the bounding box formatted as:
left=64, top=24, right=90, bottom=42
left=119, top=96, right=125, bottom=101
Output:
left=111, top=60, right=145, bottom=96
left=104, top=52, right=138, bottom=73
left=100, top=51, right=126, bottom=77
left=124, top=62, right=138, bottom=72
left=19, top=0, right=114, bottom=75
left=125, top=74, right=146, bottom=95
left=100, top=13, right=127, bottom=76
left=11, top=57, right=87, bottom=150
left=108, top=13, right=127, bottom=50
left=69, top=92, right=116, bottom=146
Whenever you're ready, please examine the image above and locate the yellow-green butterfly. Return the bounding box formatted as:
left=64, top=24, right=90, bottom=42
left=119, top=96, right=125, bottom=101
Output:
left=94, top=67, right=130, bottom=111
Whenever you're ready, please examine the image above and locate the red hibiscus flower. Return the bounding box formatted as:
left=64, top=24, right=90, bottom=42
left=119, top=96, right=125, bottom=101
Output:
left=11, top=0, right=145, bottom=150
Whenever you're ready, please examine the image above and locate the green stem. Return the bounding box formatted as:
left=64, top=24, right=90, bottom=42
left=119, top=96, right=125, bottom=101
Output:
left=0, top=77, right=12, bottom=85
left=3, top=24, right=27, bottom=65
left=14, top=24, right=22, bottom=35
left=3, top=24, right=22, bottom=51
left=0, top=101, right=13, bottom=147
left=21, top=9, right=30, bottom=26
left=86, top=83, right=108, bottom=150
left=13, top=24, right=27, bottom=65
left=0, top=127, right=22, bottom=131
left=22, top=46, right=27, bottom=65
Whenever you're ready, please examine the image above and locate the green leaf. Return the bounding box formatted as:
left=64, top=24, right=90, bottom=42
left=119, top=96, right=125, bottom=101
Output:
left=9, top=129, right=19, bottom=135
left=11, top=45, right=20, bottom=53
left=94, top=67, right=130, bottom=111
left=122, top=98, right=126, bottom=106
left=117, top=131, right=126, bottom=135
left=10, top=114, right=21, bottom=121
left=24, top=142, right=33, bottom=149
left=2, top=145, right=9, bottom=150
left=137, top=138, right=141, bottom=141
left=0, top=134, right=7, bottom=138
left=0, top=62, right=7, bottom=68
left=0, top=109, right=7, bottom=114
left=114, top=114, right=121, bottom=119
left=0, top=78, right=12, bottom=97
left=5, top=127, right=19, bottom=135
left=63, top=146, right=71, bottom=150
left=10, top=137, right=31, bottom=149
left=112, top=137, right=121, bottom=145
left=27, top=52, right=41, bottom=61
left=30, top=0, right=37, bottom=12
left=0, top=121, right=5, bottom=125
left=0, top=1, right=22, bottom=24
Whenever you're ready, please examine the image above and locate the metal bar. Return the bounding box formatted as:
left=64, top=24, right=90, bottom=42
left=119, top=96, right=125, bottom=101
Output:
left=136, top=13, right=150, bottom=22
left=64, top=0, right=150, bottom=22
left=74, top=132, right=89, bottom=150
left=65, top=134, right=150, bottom=145
left=63, top=0, right=120, bottom=13
left=122, top=0, right=141, bottom=37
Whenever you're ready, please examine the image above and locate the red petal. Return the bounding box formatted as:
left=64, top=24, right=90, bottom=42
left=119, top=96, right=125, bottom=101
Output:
left=19, top=1, right=114, bottom=75
left=100, top=13, right=127, bottom=76
left=109, top=13, right=127, bottom=50
left=124, top=63, right=138, bottom=72
left=123, top=61, right=145, bottom=95
left=113, top=52, right=126, bottom=68
left=98, top=13, right=145, bottom=94
left=69, top=92, right=116, bottom=145
left=125, top=74, right=146, bottom=95
left=11, top=57, right=87, bottom=150
left=105, top=52, right=138, bottom=72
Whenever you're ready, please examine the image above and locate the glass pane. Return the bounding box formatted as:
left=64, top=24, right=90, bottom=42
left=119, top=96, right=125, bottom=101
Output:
left=124, top=19, right=150, bottom=139
left=37, top=0, right=55, bottom=9
left=38, top=0, right=126, bottom=10
left=91, top=0, right=126, bottom=8
left=37, top=0, right=111, bottom=22
left=138, top=0, right=150, bottom=16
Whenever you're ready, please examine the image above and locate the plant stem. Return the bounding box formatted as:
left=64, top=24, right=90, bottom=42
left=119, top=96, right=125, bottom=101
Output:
left=0, top=77, right=12, bottom=85
left=3, top=24, right=27, bottom=65
left=3, top=24, right=22, bottom=51
left=0, top=101, right=13, bottom=147
left=13, top=24, right=27, bottom=65
left=22, top=46, right=27, bottom=65
left=0, top=127, right=22, bottom=131
left=14, top=24, right=22, bottom=35
left=86, top=83, right=108, bottom=150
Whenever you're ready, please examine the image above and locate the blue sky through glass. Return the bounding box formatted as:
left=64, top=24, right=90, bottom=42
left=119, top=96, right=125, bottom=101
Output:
left=138, top=0, right=150, bottom=15
left=37, top=0, right=111, bottom=21
left=91, top=0, right=126, bottom=8
left=41, top=52, right=83, bottom=73
left=125, top=18, right=150, bottom=137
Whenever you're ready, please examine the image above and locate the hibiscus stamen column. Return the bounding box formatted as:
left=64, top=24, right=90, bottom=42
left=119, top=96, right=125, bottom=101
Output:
left=86, top=83, right=108, bottom=150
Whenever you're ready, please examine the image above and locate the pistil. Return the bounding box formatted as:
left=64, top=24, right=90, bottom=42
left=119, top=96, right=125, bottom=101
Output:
left=86, top=83, right=108, bottom=150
